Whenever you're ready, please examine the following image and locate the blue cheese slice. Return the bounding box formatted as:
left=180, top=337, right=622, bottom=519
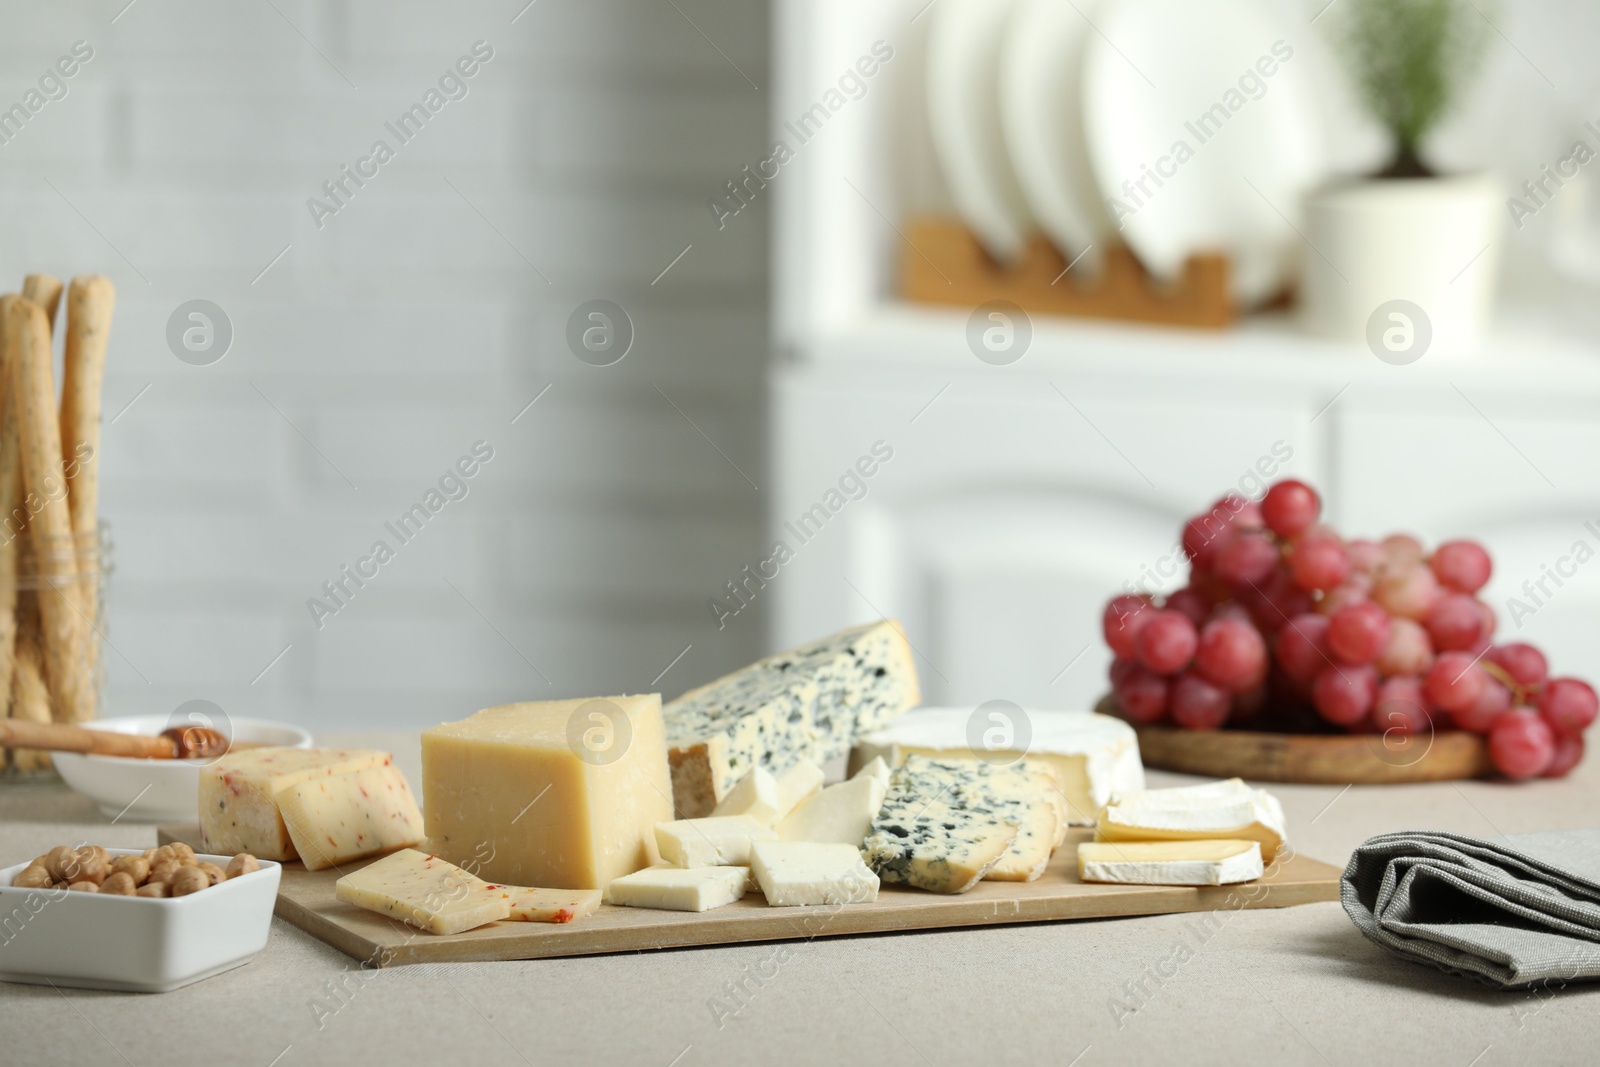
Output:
left=664, top=621, right=920, bottom=817
left=861, top=756, right=1020, bottom=893
left=949, top=760, right=1062, bottom=882
left=850, top=708, right=1144, bottom=825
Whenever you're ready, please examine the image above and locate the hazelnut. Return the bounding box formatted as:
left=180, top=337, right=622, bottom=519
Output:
left=168, top=867, right=208, bottom=896
left=166, top=842, right=196, bottom=864
left=110, top=855, right=150, bottom=885
left=67, top=848, right=108, bottom=885
left=225, top=854, right=260, bottom=879
left=135, top=882, right=169, bottom=898
left=44, top=845, right=76, bottom=881
left=148, top=860, right=183, bottom=885
left=100, top=872, right=137, bottom=896
left=11, top=865, right=52, bottom=889
left=67, top=881, right=99, bottom=892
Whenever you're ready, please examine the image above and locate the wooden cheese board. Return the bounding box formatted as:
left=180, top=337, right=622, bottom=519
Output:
left=159, top=826, right=1341, bottom=967
left=1094, top=695, right=1493, bottom=784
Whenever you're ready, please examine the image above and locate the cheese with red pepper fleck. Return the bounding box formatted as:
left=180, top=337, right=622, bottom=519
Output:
left=481, top=883, right=601, bottom=923
left=276, top=764, right=425, bottom=872
left=199, top=747, right=394, bottom=861
left=335, top=848, right=509, bottom=935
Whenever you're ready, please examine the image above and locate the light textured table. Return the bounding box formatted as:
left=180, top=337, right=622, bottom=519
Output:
left=4, top=731, right=1599, bottom=1067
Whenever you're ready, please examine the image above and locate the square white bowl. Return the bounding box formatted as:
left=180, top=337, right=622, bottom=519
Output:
left=0, top=848, right=280, bottom=992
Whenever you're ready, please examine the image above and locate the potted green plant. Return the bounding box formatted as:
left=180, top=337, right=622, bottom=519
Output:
left=1301, top=0, right=1500, bottom=357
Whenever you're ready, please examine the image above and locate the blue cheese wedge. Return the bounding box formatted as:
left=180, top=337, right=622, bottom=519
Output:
left=604, top=865, right=750, bottom=912
left=751, top=841, right=879, bottom=906
left=1077, top=840, right=1263, bottom=886
left=665, top=621, right=920, bottom=816
left=861, top=756, right=1020, bottom=893
left=850, top=708, right=1144, bottom=825
left=1096, top=779, right=1286, bottom=862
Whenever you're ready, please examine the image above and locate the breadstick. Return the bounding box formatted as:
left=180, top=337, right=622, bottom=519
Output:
left=10, top=630, right=51, bottom=772
left=0, top=293, right=17, bottom=765
left=4, top=295, right=86, bottom=724
left=21, top=274, right=63, bottom=332
left=60, top=275, right=111, bottom=703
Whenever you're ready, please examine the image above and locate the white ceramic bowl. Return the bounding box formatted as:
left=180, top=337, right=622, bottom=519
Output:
left=0, top=848, right=280, bottom=992
left=53, top=715, right=313, bottom=823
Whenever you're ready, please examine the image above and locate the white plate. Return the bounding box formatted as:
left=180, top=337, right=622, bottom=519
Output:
left=1081, top=0, right=1327, bottom=304
left=1000, top=0, right=1112, bottom=275
left=0, top=849, right=280, bottom=992
left=52, top=715, right=313, bottom=823
left=926, top=0, right=1035, bottom=263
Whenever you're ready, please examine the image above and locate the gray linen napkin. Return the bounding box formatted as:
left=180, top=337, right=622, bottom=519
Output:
left=1341, top=829, right=1600, bottom=989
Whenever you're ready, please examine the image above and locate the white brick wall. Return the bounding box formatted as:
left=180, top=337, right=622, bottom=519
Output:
left=0, top=0, right=771, bottom=729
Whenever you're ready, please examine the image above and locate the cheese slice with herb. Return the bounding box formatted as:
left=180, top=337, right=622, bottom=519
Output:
left=335, top=848, right=509, bottom=935
left=664, top=621, right=920, bottom=817
left=850, top=708, right=1144, bottom=825
left=751, top=841, right=879, bottom=906
left=605, top=865, right=750, bottom=912
left=277, top=764, right=425, bottom=872
left=200, top=747, right=395, bottom=861
left=1096, top=778, right=1286, bottom=862
left=862, top=756, right=1020, bottom=893
left=1077, top=840, right=1263, bottom=886
left=481, top=883, right=601, bottom=923
left=655, top=815, right=777, bottom=867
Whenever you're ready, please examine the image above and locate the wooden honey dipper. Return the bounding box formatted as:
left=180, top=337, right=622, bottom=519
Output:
left=0, top=719, right=233, bottom=759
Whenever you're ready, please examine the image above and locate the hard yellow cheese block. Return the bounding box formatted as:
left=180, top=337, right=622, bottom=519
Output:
left=277, top=764, right=425, bottom=872
left=199, top=747, right=395, bottom=860
left=335, top=848, right=509, bottom=935
left=422, top=694, right=673, bottom=890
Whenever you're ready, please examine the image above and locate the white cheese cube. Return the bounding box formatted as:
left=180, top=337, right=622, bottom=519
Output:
left=852, top=755, right=891, bottom=787
left=604, top=865, right=750, bottom=912
left=777, top=774, right=885, bottom=846
left=773, top=759, right=825, bottom=818
left=655, top=815, right=777, bottom=867
left=1077, top=840, right=1263, bottom=886
left=711, top=767, right=782, bottom=824
left=750, top=841, right=879, bottom=906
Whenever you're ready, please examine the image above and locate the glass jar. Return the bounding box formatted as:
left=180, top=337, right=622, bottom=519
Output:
left=3, top=522, right=111, bottom=778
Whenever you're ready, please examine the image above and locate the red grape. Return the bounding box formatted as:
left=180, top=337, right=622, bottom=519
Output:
left=1327, top=601, right=1391, bottom=665
left=1372, top=563, right=1440, bottom=620
left=1113, top=665, right=1169, bottom=723
left=1215, top=495, right=1264, bottom=530
left=1476, top=600, right=1497, bottom=643
left=1135, top=610, right=1198, bottom=674
left=1182, top=514, right=1230, bottom=568
left=1347, top=539, right=1384, bottom=573
left=1195, top=616, right=1268, bottom=692
left=1170, top=671, right=1232, bottom=729
left=1373, top=676, right=1431, bottom=734
left=1539, top=677, right=1599, bottom=736
left=1102, top=595, right=1153, bottom=659
left=1213, top=530, right=1278, bottom=588
left=1453, top=678, right=1512, bottom=733
left=1376, top=617, right=1434, bottom=677
left=1109, top=657, right=1138, bottom=689
left=1488, top=708, right=1555, bottom=778
left=1261, top=480, right=1320, bottom=538
left=1382, top=533, right=1425, bottom=568
left=1251, top=569, right=1314, bottom=630
left=1543, top=733, right=1585, bottom=778
left=1426, top=593, right=1485, bottom=652
left=1312, top=664, right=1378, bottom=726
left=1164, top=587, right=1211, bottom=627
left=1232, top=685, right=1267, bottom=723
left=1317, top=577, right=1373, bottom=617
left=1276, top=614, right=1332, bottom=685
left=1287, top=535, right=1349, bottom=592
left=1431, top=540, right=1492, bottom=594
left=1486, top=643, right=1549, bottom=689
left=1424, top=652, right=1487, bottom=713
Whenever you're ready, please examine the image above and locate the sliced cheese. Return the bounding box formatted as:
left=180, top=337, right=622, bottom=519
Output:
left=774, top=759, right=825, bottom=818
left=957, top=760, right=1062, bottom=882
left=1077, top=840, right=1263, bottom=886
left=655, top=815, right=777, bottom=867
left=776, top=773, right=885, bottom=846
left=853, top=755, right=891, bottom=787
left=664, top=621, right=920, bottom=817
left=711, top=767, right=781, bottom=824
left=421, top=695, right=673, bottom=890
left=481, top=884, right=601, bottom=923
left=1097, top=778, right=1286, bottom=862
left=199, top=747, right=395, bottom=860
left=604, top=865, right=750, bottom=912
left=276, top=764, right=425, bottom=872
left=334, top=848, right=508, bottom=935
left=862, top=756, right=1020, bottom=893
left=850, top=708, right=1144, bottom=825
left=750, top=840, right=879, bottom=906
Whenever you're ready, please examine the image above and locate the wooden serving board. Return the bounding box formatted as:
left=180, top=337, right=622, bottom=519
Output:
left=1095, top=695, right=1493, bottom=784
left=160, top=826, right=1341, bottom=967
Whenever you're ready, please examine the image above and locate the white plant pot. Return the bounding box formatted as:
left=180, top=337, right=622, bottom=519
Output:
left=1300, top=173, right=1502, bottom=357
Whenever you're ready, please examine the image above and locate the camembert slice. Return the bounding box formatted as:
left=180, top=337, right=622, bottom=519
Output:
left=1096, top=779, right=1286, bottom=862
left=335, top=848, right=508, bottom=935
left=1077, top=839, right=1263, bottom=886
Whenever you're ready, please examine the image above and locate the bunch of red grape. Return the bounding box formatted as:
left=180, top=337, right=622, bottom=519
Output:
left=1102, top=479, right=1597, bottom=779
